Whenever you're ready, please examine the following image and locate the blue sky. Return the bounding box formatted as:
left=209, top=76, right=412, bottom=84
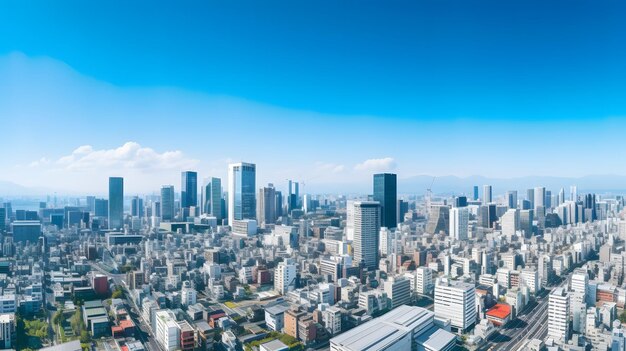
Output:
left=1, top=0, right=626, bottom=194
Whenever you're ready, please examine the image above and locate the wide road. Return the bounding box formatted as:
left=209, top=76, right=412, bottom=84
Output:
left=478, top=272, right=571, bottom=351
left=90, top=262, right=162, bottom=351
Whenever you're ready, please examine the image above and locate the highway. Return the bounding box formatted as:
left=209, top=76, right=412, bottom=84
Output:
left=478, top=273, right=571, bottom=351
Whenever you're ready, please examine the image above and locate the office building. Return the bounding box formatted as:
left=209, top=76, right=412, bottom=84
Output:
left=501, top=209, right=519, bottom=237
left=483, top=185, right=492, bottom=204
left=11, top=221, right=41, bottom=244
left=257, top=184, right=277, bottom=228
left=181, top=171, right=198, bottom=210
left=131, top=196, right=143, bottom=217
left=454, top=196, right=467, bottom=208
left=434, top=278, right=477, bottom=332
left=519, top=209, right=534, bottom=238
left=373, top=173, right=397, bottom=229
left=108, top=177, right=124, bottom=229
left=548, top=288, right=570, bottom=342
left=228, top=162, right=256, bottom=225
left=415, top=267, right=433, bottom=295
left=426, top=205, right=449, bottom=235
left=0, top=313, right=15, bottom=349
left=161, top=185, right=175, bottom=221
left=287, top=180, right=300, bottom=213
left=330, top=305, right=456, bottom=351
left=384, top=276, right=411, bottom=309
left=473, top=186, right=479, bottom=201
left=201, top=177, right=222, bottom=222
left=274, top=260, right=296, bottom=295
left=449, top=207, right=469, bottom=241
left=506, top=191, right=517, bottom=209
left=156, top=310, right=180, bottom=351
left=352, top=201, right=381, bottom=270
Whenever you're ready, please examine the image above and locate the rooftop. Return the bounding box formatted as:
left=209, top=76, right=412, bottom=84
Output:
left=486, top=304, right=512, bottom=320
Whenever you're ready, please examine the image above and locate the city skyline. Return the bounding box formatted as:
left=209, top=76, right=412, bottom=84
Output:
left=2, top=0, right=626, bottom=194
left=2, top=2, right=626, bottom=351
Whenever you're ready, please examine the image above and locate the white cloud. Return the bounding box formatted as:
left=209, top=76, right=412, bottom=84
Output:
left=315, top=162, right=346, bottom=174
left=37, top=141, right=198, bottom=172
left=354, top=157, right=397, bottom=172
left=28, top=157, right=51, bottom=168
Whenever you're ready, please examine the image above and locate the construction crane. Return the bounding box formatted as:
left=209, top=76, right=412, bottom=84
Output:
left=425, top=176, right=436, bottom=210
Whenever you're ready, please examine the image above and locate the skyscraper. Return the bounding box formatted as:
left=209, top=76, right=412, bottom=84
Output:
left=483, top=185, right=492, bottom=204
left=449, top=207, right=469, bottom=241
left=257, top=184, right=277, bottom=228
left=201, top=177, right=222, bottom=222
left=473, top=186, right=479, bottom=201
left=108, top=177, right=124, bottom=229
left=161, top=185, right=175, bottom=222
left=434, top=278, right=477, bottom=332
left=352, top=201, right=381, bottom=270
left=570, top=185, right=578, bottom=201
left=373, top=173, right=397, bottom=229
left=534, top=187, right=546, bottom=211
left=501, top=209, right=519, bottom=237
left=288, top=180, right=300, bottom=213
left=131, top=196, right=144, bottom=217
left=548, top=287, right=570, bottom=342
left=181, top=171, right=198, bottom=209
left=506, top=190, right=517, bottom=209
left=526, top=188, right=535, bottom=209
left=228, top=162, right=256, bottom=225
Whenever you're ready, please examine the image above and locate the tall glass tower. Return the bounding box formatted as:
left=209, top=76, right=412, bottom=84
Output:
left=161, top=185, right=175, bottom=221
left=228, top=162, right=256, bottom=225
left=181, top=171, right=198, bottom=209
left=108, top=177, right=124, bottom=229
left=373, top=173, right=397, bottom=229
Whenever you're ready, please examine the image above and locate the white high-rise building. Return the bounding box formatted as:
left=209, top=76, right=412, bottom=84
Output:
left=570, top=269, right=588, bottom=297
left=570, top=185, right=578, bottom=201
left=274, top=260, right=296, bottom=295
left=156, top=310, right=181, bottom=351
left=384, top=276, right=412, bottom=309
left=345, top=200, right=354, bottom=241
left=521, top=268, right=539, bottom=294
left=534, top=187, right=546, bottom=211
left=483, top=185, right=492, bottom=204
left=181, top=281, right=197, bottom=307
left=501, top=209, right=519, bottom=237
left=570, top=291, right=586, bottom=333
left=558, top=188, right=565, bottom=206
left=548, top=287, right=570, bottom=342
left=415, top=267, right=433, bottom=295
left=434, top=278, right=477, bottom=332
left=379, top=227, right=394, bottom=257
left=449, top=207, right=469, bottom=240
left=0, top=313, right=15, bottom=350
left=352, top=201, right=381, bottom=270
left=323, top=306, right=342, bottom=335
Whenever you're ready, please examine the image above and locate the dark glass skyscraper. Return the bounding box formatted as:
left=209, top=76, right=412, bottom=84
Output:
left=181, top=171, right=198, bottom=209
left=373, top=173, right=397, bottom=228
left=108, top=177, right=124, bottom=229
left=161, top=185, right=175, bottom=221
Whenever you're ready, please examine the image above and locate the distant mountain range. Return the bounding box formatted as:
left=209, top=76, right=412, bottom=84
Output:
left=0, top=181, right=53, bottom=197
left=400, top=175, right=626, bottom=196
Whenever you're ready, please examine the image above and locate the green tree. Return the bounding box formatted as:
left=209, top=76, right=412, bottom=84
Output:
left=619, top=310, right=626, bottom=324
left=53, top=309, right=64, bottom=325
left=112, top=287, right=124, bottom=299
left=79, top=329, right=91, bottom=343
left=71, top=309, right=83, bottom=335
